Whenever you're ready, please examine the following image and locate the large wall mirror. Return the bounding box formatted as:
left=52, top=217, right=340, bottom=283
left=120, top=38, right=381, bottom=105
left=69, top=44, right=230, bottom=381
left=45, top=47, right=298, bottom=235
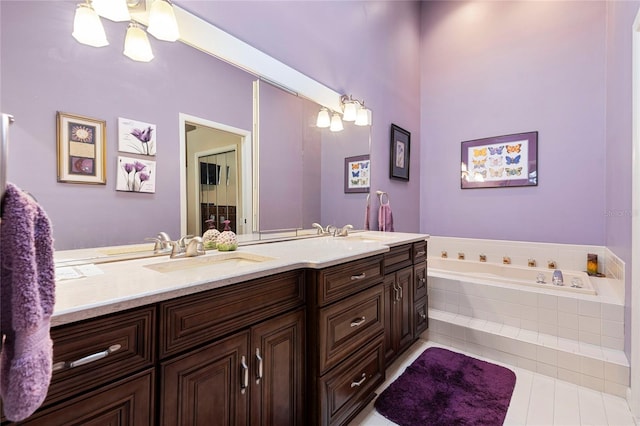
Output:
left=0, top=1, right=371, bottom=250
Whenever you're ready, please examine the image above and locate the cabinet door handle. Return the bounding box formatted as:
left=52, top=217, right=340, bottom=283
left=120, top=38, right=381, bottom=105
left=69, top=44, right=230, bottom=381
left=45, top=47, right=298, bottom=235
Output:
left=419, top=277, right=426, bottom=284
left=240, top=355, right=249, bottom=394
left=52, top=344, right=122, bottom=372
left=416, top=251, right=426, bottom=256
left=350, top=373, right=367, bottom=388
left=350, top=316, right=366, bottom=327
left=393, top=283, right=399, bottom=303
left=255, top=348, right=263, bottom=383
left=420, top=310, right=427, bottom=320
left=398, top=283, right=403, bottom=300
left=350, top=272, right=366, bottom=281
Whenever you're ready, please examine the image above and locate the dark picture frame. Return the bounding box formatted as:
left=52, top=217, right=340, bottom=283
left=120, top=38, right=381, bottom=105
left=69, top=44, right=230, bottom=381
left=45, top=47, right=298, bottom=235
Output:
left=390, top=124, right=410, bottom=181
left=344, top=154, right=371, bottom=193
left=460, top=131, right=538, bottom=189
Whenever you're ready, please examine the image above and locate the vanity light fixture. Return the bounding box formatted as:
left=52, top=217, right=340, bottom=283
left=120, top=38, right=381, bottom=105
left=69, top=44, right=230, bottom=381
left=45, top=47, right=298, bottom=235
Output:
left=342, top=97, right=358, bottom=122
left=329, top=112, right=344, bottom=132
left=123, top=22, right=154, bottom=62
left=316, top=107, right=331, bottom=128
left=72, top=2, right=109, bottom=47
left=147, top=0, right=180, bottom=42
left=355, top=103, right=372, bottom=126
left=91, top=0, right=131, bottom=22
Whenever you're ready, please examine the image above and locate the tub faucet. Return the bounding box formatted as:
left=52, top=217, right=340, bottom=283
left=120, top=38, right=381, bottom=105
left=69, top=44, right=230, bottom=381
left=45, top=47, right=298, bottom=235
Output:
left=528, top=258, right=537, bottom=267
left=503, top=256, right=511, bottom=265
left=552, top=270, right=564, bottom=286
left=548, top=260, right=557, bottom=269
left=457, top=252, right=465, bottom=260
left=479, top=254, right=487, bottom=262
left=441, top=251, right=448, bottom=259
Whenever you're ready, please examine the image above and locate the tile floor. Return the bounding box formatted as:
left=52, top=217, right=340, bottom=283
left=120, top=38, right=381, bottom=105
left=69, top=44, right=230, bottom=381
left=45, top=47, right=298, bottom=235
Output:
left=348, top=339, right=637, bottom=426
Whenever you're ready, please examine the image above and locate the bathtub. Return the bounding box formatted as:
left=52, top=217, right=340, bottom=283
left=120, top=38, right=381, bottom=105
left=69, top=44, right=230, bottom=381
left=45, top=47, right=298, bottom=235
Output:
left=428, top=257, right=596, bottom=295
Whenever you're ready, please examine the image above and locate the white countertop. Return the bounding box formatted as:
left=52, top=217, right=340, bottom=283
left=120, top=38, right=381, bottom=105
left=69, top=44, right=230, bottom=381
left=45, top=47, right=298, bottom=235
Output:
left=52, top=231, right=428, bottom=327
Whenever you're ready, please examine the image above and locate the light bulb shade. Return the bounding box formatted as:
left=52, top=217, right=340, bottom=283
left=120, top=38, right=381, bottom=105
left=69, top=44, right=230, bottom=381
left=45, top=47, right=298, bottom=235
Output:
left=72, top=3, right=109, bottom=47
left=124, top=23, right=154, bottom=62
left=342, top=101, right=357, bottom=122
left=329, top=113, right=344, bottom=132
left=92, top=0, right=130, bottom=22
left=316, top=108, right=331, bottom=128
left=355, top=106, right=371, bottom=126
left=147, top=0, right=180, bottom=42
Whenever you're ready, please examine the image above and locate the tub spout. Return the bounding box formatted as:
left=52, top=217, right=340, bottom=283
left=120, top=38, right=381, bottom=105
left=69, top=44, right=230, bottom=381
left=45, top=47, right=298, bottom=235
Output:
left=502, top=256, right=511, bottom=265
left=552, top=270, right=564, bottom=286
left=457, top=252, right=465, bottom=260
left=479, top=254, right=487, bottom=262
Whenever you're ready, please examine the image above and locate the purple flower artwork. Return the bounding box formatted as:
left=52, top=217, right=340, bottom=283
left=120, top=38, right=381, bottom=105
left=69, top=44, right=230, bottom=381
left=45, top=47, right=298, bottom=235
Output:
left=116, top=156, right=156, bottom=193
left=118, top=117, right=157, bottom=156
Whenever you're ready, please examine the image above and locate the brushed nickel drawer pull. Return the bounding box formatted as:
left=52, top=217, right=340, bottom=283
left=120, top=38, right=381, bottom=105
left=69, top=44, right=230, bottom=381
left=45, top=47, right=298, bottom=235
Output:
left=351, top=373, right=367, bottom=388
left=419, top=277, right=426, bottom=284
left=416, top=251, right=426, bottom=256
left=398, top=284, right=403, bottom=300
left=240, top=355, right=249, bottom=394
left=255, top=348, right=263, bottom=383
left=350, top=316, right=366, bottom=327
left=393, top=283, right=399, bottom=303
left=420, top=311, right=427, bottom=320
left=53, top=344, right=122, bottom=372
left=350, top=272, right=366, bottom=280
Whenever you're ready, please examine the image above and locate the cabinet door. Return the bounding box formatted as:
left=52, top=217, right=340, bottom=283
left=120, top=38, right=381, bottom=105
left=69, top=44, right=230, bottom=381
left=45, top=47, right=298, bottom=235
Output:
left=160, top=332, right=249, bottom=426
left=382, top=274, right=397, bottom=364
left=395, top=267, right=414, bottom=354
left=250, top=309, right=305, bottom=425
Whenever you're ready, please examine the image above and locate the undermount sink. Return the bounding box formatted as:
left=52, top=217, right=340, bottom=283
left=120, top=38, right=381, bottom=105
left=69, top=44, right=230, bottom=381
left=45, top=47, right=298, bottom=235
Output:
left=144, top=251, right=275, bottom=273
left=344, top=234, right=395, bottom=243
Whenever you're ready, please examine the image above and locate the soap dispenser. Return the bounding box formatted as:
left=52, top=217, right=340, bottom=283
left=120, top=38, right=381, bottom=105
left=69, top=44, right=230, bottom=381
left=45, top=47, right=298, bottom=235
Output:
left=202, top=219, right=220, bottom=250
left=216, top=220, right=238, bottom=251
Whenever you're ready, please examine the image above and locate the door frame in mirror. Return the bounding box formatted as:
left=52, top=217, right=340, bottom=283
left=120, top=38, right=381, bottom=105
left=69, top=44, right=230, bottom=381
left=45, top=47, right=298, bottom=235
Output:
left=179, top=112, right=255, bottom=238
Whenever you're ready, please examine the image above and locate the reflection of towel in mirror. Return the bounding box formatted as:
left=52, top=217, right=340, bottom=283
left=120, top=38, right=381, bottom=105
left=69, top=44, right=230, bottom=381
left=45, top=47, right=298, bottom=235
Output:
left=0, top=183, right=55, bottom=422
left=378, top=202, right=394, bottom=232
left=364, top=202, right=370, bottom=230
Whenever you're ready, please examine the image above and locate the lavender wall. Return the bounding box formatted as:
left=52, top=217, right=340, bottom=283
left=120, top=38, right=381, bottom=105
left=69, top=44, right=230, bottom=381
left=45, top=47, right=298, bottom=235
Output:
left=1, top=1, right=256, bottom=249
left=604, top=0, right=640, bottom=359
left=178, top=1, right=423, bottom=232
left=420, top=1, right=607, bottom=245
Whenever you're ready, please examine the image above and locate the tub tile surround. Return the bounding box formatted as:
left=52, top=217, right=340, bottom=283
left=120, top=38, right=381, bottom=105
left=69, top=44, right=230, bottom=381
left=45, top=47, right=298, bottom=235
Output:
left=425, top=236, right=628, bottom=398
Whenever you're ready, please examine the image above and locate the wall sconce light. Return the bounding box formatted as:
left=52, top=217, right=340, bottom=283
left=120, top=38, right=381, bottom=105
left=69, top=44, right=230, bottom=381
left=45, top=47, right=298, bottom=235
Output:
left=316, top=107, right=331, bottom=128
left=71, top=0, right=180, bottom=62
left=315, top=94, right=371, bottom=131
left=329, top=112, right=344, bottom=132
left=123, top=22, right=154, bottom=62
left=72, top=2, right=109, bottom=47
left=92, top=0, right=130, bottom=22
left=147, top=0, right=180, bottom=42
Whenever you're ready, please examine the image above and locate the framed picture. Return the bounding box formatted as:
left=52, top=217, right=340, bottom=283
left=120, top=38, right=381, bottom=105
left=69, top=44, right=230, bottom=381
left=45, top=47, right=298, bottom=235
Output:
left=344, top=154, right=370, bottom=193
left=461, top=131, right=538, bottom=189
left=116, top=155, right=156, bottom=193
left=390, top=124, right=410, bottom=181
left=56, top=112, right=106, bottom=184
left=118, top=117, right=156, bottom=156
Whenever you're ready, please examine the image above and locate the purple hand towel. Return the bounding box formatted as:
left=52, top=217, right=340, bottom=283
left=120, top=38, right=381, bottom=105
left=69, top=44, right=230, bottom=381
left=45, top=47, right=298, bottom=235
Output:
left=0, top=183, right=55, bottom=422
left=378, top=201, right=394, bottom=232
left=364, top=202, right=370, bottom=231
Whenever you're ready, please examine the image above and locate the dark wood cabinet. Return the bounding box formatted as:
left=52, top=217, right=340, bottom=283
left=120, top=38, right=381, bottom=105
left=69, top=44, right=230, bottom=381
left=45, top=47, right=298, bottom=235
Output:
left=383, top=267, right=414, bottom=365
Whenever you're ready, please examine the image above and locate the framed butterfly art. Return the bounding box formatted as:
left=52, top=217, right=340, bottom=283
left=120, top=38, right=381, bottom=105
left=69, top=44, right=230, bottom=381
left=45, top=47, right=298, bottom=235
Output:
left=344, top=154, right=371, bottom=193
left=460, top=131, right=538, bottom=189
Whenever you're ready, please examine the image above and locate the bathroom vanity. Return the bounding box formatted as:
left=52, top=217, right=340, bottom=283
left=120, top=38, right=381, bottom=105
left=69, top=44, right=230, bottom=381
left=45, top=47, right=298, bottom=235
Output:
left=2, top=232, right=428, bottom=426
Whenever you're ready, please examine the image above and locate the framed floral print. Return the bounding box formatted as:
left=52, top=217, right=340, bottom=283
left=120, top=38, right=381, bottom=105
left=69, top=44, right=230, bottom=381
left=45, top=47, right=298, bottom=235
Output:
left=56, top=112, right=106, bottom=184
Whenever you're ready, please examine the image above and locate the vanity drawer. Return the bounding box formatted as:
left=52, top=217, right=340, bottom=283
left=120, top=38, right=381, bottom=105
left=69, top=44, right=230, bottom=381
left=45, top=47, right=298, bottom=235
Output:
left=383, top=244, right=413, bottom=274
left=316, top=256, right=383, bottom=306
left=414, top=296, right=429, bottom=336
left=46, top=306, right=155, bottom=408
left=318, top=334, right=385, bottom=426
left=319, top=284, right=384, bottom=374
left=413, top=240, right=428, bottom=263
left=414, top=262, right=427, bottom=300
left=159, top=270, right=305, bottom=358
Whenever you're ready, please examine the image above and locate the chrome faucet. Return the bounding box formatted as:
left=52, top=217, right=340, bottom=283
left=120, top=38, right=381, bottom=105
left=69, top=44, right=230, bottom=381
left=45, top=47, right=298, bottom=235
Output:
left=145, top=232, right=173, bottom=253
left=311, top=223, right=338, bottom=236
left=170, top=236, right=205, bottom=258
left=336, top=224, right=353, bottom=237
left=312, top=223, right=325, bottom=235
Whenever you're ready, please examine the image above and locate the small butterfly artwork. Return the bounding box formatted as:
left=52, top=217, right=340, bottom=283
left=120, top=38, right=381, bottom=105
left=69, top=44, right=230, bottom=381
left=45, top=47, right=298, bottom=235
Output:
left=489, top=157, right=503, bottom=167
left=472, top=158, right=487, bottom=167
left=505, top=155, right=521, bottom=165
left=488, top=146, right=504, bottom=155
left=351, top=163, right=360, bottom=170
left=351, top=170, right=360, bottom=178
left=506, top=167, right=523, bottom=176
left=473, top=148, right=487, bottom=157
left=475, top=169, right=487, bottom=178
left=361, top=162, right=369, bottom=169
left=351, top=179, right=360, bottom=185
left=489, top=167, right=504, bottom=177
left=506, top=144, right=522, bottom=154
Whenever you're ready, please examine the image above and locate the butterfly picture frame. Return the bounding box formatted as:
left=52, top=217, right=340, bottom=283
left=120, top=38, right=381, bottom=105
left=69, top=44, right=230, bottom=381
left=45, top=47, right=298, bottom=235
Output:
left=460, top=131, right=538, bottom=189
left=344, top=154, right=371, bottom=193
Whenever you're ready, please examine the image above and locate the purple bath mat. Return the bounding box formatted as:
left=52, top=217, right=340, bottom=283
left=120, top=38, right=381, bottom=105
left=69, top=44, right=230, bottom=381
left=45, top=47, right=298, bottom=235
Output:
left=374, top=347, right=516, bottom=426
